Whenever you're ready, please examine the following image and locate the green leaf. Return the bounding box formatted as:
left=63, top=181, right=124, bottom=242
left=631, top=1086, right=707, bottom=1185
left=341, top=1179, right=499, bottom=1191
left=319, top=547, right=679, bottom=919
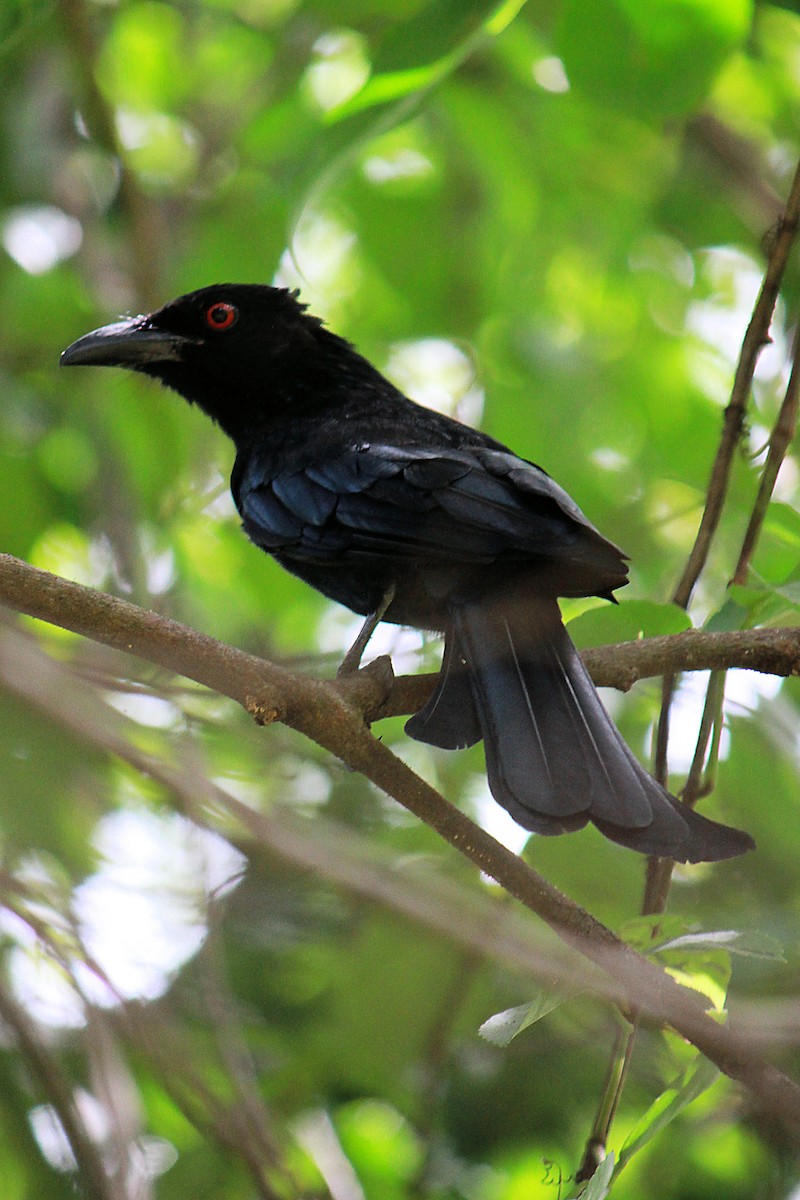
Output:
left=557, top=0, right=752, bottom=119
left=663, top=964, right=728, bottom=1013
left=327, top=0, right=529, bottom=121
left=703, top=596, right=753, bottom=632
left=567, top=600, right=692, bottom=650
left=573, top=1153, right=614, bottom=1199
left=709, top=580, right=800, bottom=630
left=775, top=581, right=800, bottom=609
left=619, top=917, right=734, bottom=1010
left=752, top=502, right=800, bottom=583
left=652, top=929, right=786, bottom=963
left=618, top=1059, right=719, bottom=1171
left=478, top=988, right=576, bottom=1045
left=658, top=944, right=731, bottom=1013
left=326, top=61, right=450, bottom=123
left=617, top=913, right=688, bottom=951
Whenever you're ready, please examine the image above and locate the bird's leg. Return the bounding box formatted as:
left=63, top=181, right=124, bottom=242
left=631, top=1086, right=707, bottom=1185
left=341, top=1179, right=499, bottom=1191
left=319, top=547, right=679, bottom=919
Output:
left=337, top=584, right=396, bottom=677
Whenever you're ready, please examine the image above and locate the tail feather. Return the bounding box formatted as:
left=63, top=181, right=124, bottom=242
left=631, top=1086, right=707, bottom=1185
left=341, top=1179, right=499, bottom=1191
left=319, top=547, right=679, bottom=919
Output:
left=405, top=629, right=482, bottom=749
left=407, top=594, right=754, bottom=863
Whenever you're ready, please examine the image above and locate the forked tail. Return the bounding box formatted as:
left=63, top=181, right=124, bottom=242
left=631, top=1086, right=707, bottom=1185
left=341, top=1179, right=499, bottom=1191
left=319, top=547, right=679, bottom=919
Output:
left=406, top=595, right=754, bottom=862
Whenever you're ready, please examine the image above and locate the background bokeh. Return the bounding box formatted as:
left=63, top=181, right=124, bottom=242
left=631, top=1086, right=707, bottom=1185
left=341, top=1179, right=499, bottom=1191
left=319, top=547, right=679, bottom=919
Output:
left=2, top=0, right=800, bottom=1196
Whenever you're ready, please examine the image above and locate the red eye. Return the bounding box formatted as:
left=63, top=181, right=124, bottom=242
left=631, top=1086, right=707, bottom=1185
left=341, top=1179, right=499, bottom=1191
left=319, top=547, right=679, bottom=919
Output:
left=205, top=302, right=238, bottom=331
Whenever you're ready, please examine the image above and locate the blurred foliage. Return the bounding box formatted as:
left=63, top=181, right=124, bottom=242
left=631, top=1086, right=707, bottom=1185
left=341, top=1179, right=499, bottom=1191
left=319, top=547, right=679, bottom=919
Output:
left=1, top=0, right=800, bottom=1196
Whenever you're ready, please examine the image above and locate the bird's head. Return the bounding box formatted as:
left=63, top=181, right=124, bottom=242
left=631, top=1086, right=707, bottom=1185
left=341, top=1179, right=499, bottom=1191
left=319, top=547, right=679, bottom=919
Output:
left=60, top=283, right=354, bottom=440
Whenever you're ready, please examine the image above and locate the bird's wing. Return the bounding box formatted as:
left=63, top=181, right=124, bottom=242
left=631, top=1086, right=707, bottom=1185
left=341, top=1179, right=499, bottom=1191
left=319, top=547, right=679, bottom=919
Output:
left=237, top=442, right=622, bottom=572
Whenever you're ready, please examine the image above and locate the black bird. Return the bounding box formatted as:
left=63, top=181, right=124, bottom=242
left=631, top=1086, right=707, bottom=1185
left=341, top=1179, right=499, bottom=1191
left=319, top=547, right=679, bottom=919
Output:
left=61, top=284, right=753, bottom=862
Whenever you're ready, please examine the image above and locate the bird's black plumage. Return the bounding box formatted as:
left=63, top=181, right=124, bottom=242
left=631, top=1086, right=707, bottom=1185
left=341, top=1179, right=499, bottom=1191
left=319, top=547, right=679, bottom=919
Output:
left=61, top=283, right=754, bottom=862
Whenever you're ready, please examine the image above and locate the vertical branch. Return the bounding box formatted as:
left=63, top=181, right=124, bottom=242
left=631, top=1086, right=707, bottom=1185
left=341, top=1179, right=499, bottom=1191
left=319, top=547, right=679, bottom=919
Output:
left=411, top=948, right=484, bottom=1194
left=576, top=1021, right=636, bottom=1183
left=654, top=155, right=800, bottom=784
left=651, top=300, right=800, bottom=916
left=645, top=671, right=726, bottom=915
left=117, top=1002, right=301, bottom=1200
left=732, top=329, right=800, bottom=585
left=85, top=1013, right=149, bottom=1200
left=57, top=0, right=172, bottom=599
left=587, top=156, right=800, bottom=1173
left=673, top=156, right=800, bottom=610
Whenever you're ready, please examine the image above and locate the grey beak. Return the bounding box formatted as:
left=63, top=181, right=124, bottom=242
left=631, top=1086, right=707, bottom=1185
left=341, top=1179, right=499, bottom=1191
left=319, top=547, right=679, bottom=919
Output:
left=60, top=318, right=199, bottom=368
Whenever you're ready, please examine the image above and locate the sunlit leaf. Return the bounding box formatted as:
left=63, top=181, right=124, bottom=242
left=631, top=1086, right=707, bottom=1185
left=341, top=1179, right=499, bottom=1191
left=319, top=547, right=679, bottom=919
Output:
left=570, top=1152, right=614, bottom=1199
left=327, top=0, right=533, bottom=121
left=664, top=965, right=728, bottom=1014
left=652, top=929, right=786, bottom=963
left=567, top=600, right=692, bottom=649
left=478, top=988, right=577, bottom=1045
left=617, top=1059, right=720, bottom=1172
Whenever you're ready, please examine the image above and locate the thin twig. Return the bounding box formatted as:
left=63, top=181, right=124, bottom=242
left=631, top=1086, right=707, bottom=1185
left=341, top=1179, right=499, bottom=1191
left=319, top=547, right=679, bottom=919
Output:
left=689, top=115, right=784, bottom=228
left=644, top=671, right=727, bottom=916
left=380, top=625, right=800, bottom=721
left=83, top=1013, right=146, bottom=1200
left=576, top=1021, right=636, bottom=1183
left=674, top=155, right=800, bottom=609
left=571, top=156, right=800, bottom=1171
left=648, top=251, right=800, bottom=918
left=682, top=671, right=727, bottom=806
left=198, top=924, right=291, bottom=1183
left=732, top=326, right=800, bottom=585
left=411, top=945, right=486, bottom=1194
left=590, top=670, right=727, bottom=1168
left=654, top=153, right=800, bottom=783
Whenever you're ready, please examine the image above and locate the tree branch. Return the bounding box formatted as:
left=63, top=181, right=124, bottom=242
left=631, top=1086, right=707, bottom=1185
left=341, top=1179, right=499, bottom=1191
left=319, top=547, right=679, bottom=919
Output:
left=1, top=553, right=800, bottom=1126
left=381, top=625, right=800, bottom=721
left=0, top=553, right=797, bottom=724
left=654, top=151, right=800, bottom=789
left=732, top=324, right=800, bottom=585
left=672, top=152, right=800, bottom=611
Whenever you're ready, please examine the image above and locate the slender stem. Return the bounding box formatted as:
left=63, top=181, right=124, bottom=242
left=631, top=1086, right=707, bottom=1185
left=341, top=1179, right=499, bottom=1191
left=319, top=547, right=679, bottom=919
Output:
left=644, top=672, right=727, bottom=915
left=592, top=155, right=800, bottom=1169
left=655, top=154, right=800, bottom=795
left=684, top=671, right=727, bottom=805
left=673, top=155, right=800, bottom=610
left=653, top=675, right=675, bottom=787
left=703, top=685, right=726, bottom=796
left=577, top=1021, right=637, bottom=1183
left=732, top=328, right=800, bottom=586
left=588, top=672, right=728, bottom=1166
left=596, top=678, right=728, bottom=1161
left=410, top=947, right=484, bottom=1196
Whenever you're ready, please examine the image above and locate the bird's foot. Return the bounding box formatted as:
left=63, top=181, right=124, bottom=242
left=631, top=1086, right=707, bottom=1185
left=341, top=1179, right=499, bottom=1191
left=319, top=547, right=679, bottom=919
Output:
left=336, top=584, right=395, bottom=677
